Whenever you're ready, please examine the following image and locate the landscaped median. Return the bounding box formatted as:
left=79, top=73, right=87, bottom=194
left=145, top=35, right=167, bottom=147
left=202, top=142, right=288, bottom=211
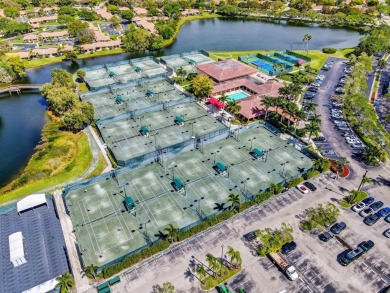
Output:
left=201, top=266, right=241, bottom=291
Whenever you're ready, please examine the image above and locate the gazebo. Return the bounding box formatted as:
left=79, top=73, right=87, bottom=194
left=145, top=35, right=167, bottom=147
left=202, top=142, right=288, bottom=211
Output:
left=175, top=115, right=185, bottom=125
left=173, top=178, right=185, bottom=192
left=108, top=70, right=116, bottom=77
left=146, top=89, right=154, bottom=96
left=140, top=125, right=149, bottom=136
left=215, top=162, right=227, bottom=175
left=251, top=148, right=264, bottom=160
left=115, top=95, right=123, bottom=104
left=134, top=66, right=142, bottom=72
left=123, top=196, right=135, bottom=211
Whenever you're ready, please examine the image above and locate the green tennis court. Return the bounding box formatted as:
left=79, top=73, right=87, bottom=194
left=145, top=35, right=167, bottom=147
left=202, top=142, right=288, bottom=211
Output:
left=65, top=124, right=312, bottom=267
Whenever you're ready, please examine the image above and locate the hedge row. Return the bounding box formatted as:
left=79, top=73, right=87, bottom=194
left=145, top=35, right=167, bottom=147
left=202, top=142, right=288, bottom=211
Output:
left=322, top=47, right=337, bottom=54
left=102, top=172, right=316, bottom=278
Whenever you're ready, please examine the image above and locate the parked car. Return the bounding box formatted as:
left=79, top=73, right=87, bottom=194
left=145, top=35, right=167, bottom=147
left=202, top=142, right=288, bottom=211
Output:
left=364, top=213, right=380, bottom=226
left=321, top=150, right=336, bottom=156
left=385, top=215, right=390, bottom=223
left=307, top=87, right=318, bottom=93
left=313, top=136, right=326, bottom=142
left=358, top=240, right=374, bottom=253
left=319, top=232, right=333, bottom=242
left=312, top=82, right=321, bottom=87
left=243, top=231, right=257, bottom=242
left=378, top=207, right=390, bottom=217
left=297, top=184, right=309, bottom=194
left=339, top=247, right=364, bottom=266
left=384, top=229, right=390, bottom=238
left=281, top=241, right=297, bottom=255
left=359, top=207, right=373, bottom=217
left=352, top=202, right=366, bottom=212
left=370, top=201, right=384, bottom=211
left=303, top=182, right=317, bottom=191
left=330, top=222, right=347, bottom=234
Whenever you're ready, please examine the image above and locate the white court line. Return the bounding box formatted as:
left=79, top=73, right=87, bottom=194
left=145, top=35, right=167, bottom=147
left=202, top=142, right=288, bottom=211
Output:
left=79, top=200, right=102, bottom=254
left=107, top=191, right=134, bottom=242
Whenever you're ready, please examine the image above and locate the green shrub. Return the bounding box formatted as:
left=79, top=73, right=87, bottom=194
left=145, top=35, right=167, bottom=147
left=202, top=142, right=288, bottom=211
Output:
left=322, top=47, right=337, bottom=54
left=304, top=170, right=320, bottom=180
left=286, top=177, right=304, bottom=188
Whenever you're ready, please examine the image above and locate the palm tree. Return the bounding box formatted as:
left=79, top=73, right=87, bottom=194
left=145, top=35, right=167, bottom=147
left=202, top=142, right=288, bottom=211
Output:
left=262, top=96, right=275, bottom=120
left=195, top=264, right=207, bottom=284
left=378, top=59, right=387, bottom=70
left=76, top=69, right=86, bottom=82
left=226, top=246, right=242, bottom=269
left=347, top=189, right=360, bottom=204
left=55, top=272, right=75, bottom=293
left=358, top=175, right=371, bottom=191
left=176, top=66, right=187, bottom=83
left=226, top=100, right=241, bottom=119
left=206, top=253, right=220, bottom=278
left=294, top=110, right=306, bottom=131
left=84, top=264, right=99, bottom=279
left=309, top=114, right=321, bottom=125
left=227, top=193, right=240, bottom=212
left=304, top=102, right=317, bottom=113
left=306, top=121, right=320, bottom=142
left=302, top=34, right=312, bottom=53
left=164, top=223, right=180, bottom=243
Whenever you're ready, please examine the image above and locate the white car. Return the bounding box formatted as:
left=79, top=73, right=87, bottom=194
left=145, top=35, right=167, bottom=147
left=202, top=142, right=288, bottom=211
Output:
left=352, top=202, right=366, bottom=212
left=297, top=184, right=309, bottom=194
left=359, top=207, right=373, bottom=217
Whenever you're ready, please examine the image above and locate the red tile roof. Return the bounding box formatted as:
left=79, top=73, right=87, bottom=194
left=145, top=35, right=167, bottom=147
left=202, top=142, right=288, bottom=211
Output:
left=197, top=59, right=258, bottom=82
left=212, top=78, right=283, bottom=97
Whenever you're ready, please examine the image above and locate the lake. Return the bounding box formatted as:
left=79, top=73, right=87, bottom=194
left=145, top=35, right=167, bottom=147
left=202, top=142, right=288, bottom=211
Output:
left=0, top=18, right=363, bottom=187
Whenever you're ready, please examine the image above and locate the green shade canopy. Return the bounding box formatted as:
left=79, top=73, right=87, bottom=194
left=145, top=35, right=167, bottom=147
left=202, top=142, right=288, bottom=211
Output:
left=146, top=89, right=154, bottom=95
left=216, top=162, right=227, bottom=172
left=188, top=59, right=196, bottom=64
left=109, top=70, right=116, bottom=77
left=116, top=96, right=123, bottom=103
left=140, top=125, right=149, bottom=134
left=124, top=196, right=135, bottom=210
left=134, top=66, right=142, bottom=72
left=252, top=148, right=264, bottom=157
left=173, top=178, right=184, bottom=190
left=175, top=115, right=184, bottom=123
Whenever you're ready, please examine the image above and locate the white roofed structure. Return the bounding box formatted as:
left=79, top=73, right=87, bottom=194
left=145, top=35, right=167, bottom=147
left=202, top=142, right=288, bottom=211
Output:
left=9, top=232, right=27, bottom=267
left=17, top=194, right=47, bottom=213
left=22, top=277, right=59, bottom=293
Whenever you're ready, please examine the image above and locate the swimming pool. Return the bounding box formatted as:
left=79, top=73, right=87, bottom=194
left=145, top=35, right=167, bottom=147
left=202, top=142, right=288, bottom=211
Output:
left=227, top=91, right=250, bottom=101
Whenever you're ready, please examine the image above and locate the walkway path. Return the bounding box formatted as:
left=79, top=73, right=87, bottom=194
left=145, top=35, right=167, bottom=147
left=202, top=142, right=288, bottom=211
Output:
left=87, top=125, right=113, bottom=173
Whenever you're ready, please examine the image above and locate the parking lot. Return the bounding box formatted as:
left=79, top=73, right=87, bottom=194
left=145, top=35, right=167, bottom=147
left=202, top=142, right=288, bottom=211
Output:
left=93, top=173, right=389, bottom=293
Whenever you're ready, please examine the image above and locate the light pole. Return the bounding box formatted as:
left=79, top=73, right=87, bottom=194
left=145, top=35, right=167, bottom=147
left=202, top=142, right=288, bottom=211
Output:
left=220, top=244, right=224, bottom=276
left=170, top=164, right=178, bottom=180
left=211, top=147, right=222, bottom=164
left=194, top=196, right=205, bottom=216
left=191, top=121, right=197, bottom=136
left=248, top=137, right=256, bottom=151
left=139, top=219, right=151, bottom=242
left=281, top=161, right=289, bottom=176
left=358, top=169, right=368, bottom=191
left=241, top=177, right=250, bottom=196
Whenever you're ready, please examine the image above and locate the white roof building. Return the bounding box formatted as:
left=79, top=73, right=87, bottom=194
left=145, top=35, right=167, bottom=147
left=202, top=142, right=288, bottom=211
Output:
left=9, top=232, right=27, bottom=267
left=17, top=194, right=47, bottom=214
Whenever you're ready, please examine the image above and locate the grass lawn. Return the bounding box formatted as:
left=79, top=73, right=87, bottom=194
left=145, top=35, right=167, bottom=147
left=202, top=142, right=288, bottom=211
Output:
left=209, top=48, right=355, bottom=72
left=339, top=191, right=368, bottom=208
left=163, top=12, right=221, bottom=47
left=83, top=154, right=107, bottom=180
left=25, top=48, right=124, bottom=69
left=0, top=114, right=93, bottom=204
left=200, top=266, right=241, bottom=291
left=78, top=82, right=89, bottom=93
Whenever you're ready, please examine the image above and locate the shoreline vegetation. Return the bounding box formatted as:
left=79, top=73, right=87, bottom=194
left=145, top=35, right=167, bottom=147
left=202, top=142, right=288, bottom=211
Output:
left=0, top=113, right=92, bottom=204
left=20, top=12, right=360, bottom=70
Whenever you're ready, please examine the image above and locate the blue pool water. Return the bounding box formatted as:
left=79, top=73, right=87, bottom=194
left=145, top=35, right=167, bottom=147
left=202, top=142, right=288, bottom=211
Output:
left=227, top=91, right=250, bottom=101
